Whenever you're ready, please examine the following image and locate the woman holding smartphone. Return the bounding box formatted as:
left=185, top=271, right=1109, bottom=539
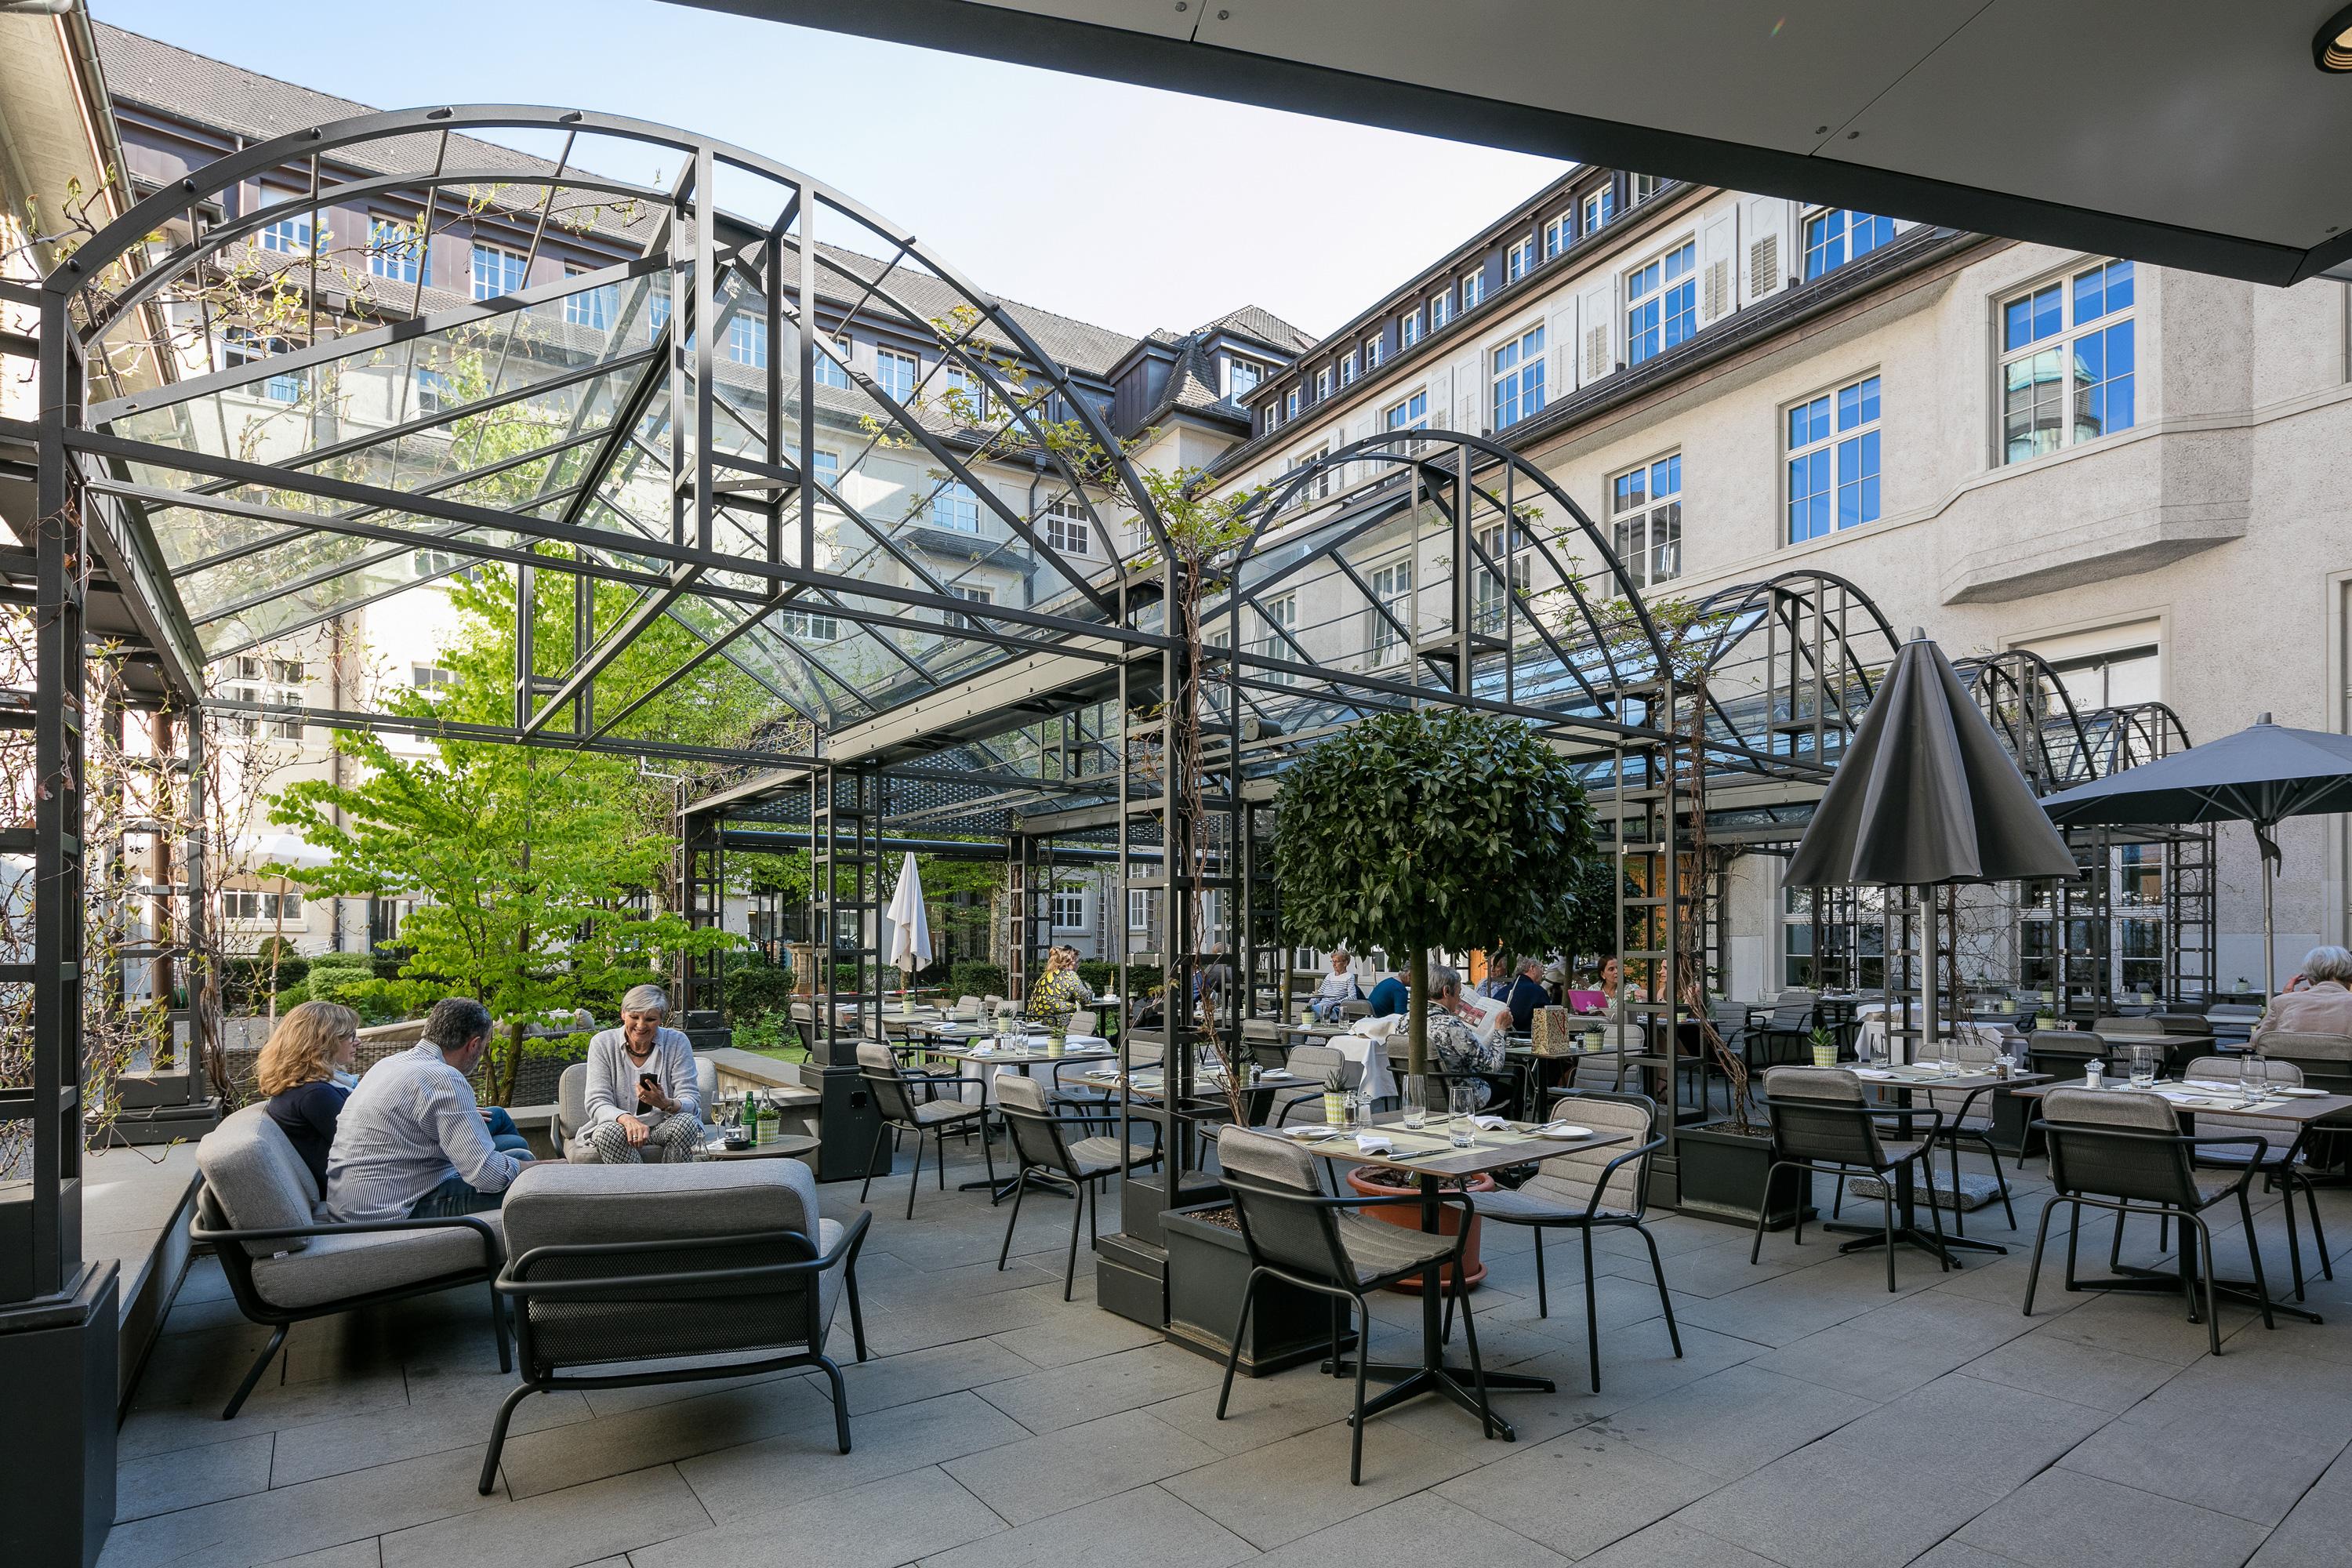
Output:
left=582, top=983, right=706, bottom=1163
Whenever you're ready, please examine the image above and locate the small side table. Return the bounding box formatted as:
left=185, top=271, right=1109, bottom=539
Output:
left=704, top=1131, right=819, bottom=1163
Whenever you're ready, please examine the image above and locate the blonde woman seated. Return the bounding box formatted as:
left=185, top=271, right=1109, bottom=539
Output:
left=583, top=984, right=706, bottom=1163
left=1025, top=946, right=1094, bottom=1032
left=259, top=1000, right=364, bottom=1197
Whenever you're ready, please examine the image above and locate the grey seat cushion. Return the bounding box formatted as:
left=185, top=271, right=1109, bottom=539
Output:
left=251, top=1214, right=503, bottom=1309
left=1333, top=1211, right=1454, bottom=1285
left=1067, top=1134, right=1153, bottom=1177
left=501, top=1160, right=846, bottom=1360
left=199, top=1104, right=327, bottom=1258
left=911, top=1097, right=982, bottom=1127
left=559, top=1063, right=597, bottom=1161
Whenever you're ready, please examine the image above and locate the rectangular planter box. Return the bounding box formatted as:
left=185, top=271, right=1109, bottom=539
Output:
left=1675, top=1120, right=1814, bottom=1230
left=1161, top=1201, right=1354, bottom=1377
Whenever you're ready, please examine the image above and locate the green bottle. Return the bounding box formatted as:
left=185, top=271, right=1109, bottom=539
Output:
left=742, top=1094, right=760, bottom=1143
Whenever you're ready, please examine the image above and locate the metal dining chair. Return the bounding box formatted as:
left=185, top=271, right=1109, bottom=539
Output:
left=1750, top=1065, right=1949, bottom=1291
left=855, top=1041, right=995, bottom=1219
left=991, top=1074, right=1160, bottom=1299
left=2026, top=1087, right=2278, bottom=1356
left=1272, top=1044, right=1360, bottom=1127
left=1447, top=1089, right=1682, bottom=1392
left=1212, top=1126, right=1495, bottom=1485
left=2177, top=1054, right=2331, bottom=1299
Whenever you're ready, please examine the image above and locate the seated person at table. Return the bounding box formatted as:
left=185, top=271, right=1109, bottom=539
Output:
left=1367, top=971, right=1410, bottom=1018
left=1425, top=964, right=1505, bottom=1108
left=2254, top=945, right=2352, bottom=1040
left=260, top=1001, right=362, bottom=1198
left=1026, top=945, right=1094, bottom=1030
left=1308, top=949, right=1362, bottom=1022
left=325, top=997, right=532, bottom=1221
left=1504, top=956, right=1552, bottom=1034
left=1477, top=966, right=1513, bottom=1003
left=585, top=984, right=706, bottom=1164
left=1194, top=946, right=1233, bottom=1022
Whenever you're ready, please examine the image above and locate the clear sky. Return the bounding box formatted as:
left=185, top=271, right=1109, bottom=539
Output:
left=89, top=0, right=1570, bottom=343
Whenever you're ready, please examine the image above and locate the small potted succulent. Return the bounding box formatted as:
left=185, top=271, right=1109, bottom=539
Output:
left=1321, top=1068, right=1348, bottom=1128
left=1808, top=1025, right=1838, bottom=1069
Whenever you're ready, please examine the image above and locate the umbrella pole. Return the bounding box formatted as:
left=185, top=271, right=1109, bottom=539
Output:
left=2263, top=850, right=2276, bottom=996
left=1920, top=884, right=1939, bottom=1062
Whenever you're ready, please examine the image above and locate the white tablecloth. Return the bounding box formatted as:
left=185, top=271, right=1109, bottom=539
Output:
left=1326, top=1032, right=1399, bottom=1103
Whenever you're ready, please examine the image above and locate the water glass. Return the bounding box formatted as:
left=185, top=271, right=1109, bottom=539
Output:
left=2240, top=1053, right=2268, bottom=1103
left=1937, top=1036, right=1959, bottom=1079
left=1449, top=1080, right=1476, bottom=1148
left=2129, top=1044, right=2158, bottom=1090
left=1342, top=1089, right=1363, bottom=1134
left=1402, top=1076, right=1429, bottom=1131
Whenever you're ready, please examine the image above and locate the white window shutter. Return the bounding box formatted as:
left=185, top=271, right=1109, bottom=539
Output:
left=1546, top=299, right=1577, bottom=397
left=1429, top=362, right=1453, bottom=429
left=1700, top=210, right=1737, bottom=325
left=1743, top=195, right=1793, bottom=304
left=1577, top=279, right=1615, bottom=385
left=1453, top=353, right=1482, bottom=433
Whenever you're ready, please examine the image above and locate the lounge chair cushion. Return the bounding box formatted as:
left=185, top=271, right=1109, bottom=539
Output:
left=198, top=1104, right=326, bottom=1258
left=249, top=1214, right=504, bottom=1309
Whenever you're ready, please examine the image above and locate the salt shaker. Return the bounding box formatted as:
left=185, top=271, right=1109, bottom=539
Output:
left=2084, top=1058, right=2104, bottom=1089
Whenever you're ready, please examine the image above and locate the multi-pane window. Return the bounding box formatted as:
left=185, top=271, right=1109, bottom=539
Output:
left=1385, top=389, right=1428, bottom=452
left=416, top=367, right=455, bottom=417
left=1284, top=388, right=1300, bottom=420
left=1582, top=187, right=1617, bottom=234
left=1473, top=523, right=1529, bottom=633
left=1262, top=398, right=1283, bottom=432
left=411, top=664, right=454, bottom=694
left=1400, top=308, right=1424, bottom=348
left=563, top=267, right=615, bottom=330
left=1051, top=889, right=1086, bottom=931
left=874, top=345, right=918, bottom=402
left=258, top=214, right=314, bottom=256
left=931, top=481, right=981, bottom=532
left=1786, top=374, right=1882, bottom=543
left=1999, top=260, right=2136, bottom=465
left=228, top=655, right=304, bottom=740
left=1314, top=366, right=1331, bottom=401
left=1044, top=495, right=1091, bottom=556
left=1610, top=454, right=1682, bottom=588
left=1507, top=237, right=1536, bottom=282
left=948, top=583, right=993, bottom=629
left=727, top=314, right=768, bottom=368
left=815, top=336, right=852, bottom=390
left=225, top=328, right=301, bottom=402
left=1544, top=214, right=1574, bottom=259
left=1628, top=173, right=1661, bottom=205
left=470, top=242, right=526, bottom=299
left=1229, top=357, right=1263, bottom=397
left=1803, top=210, right=1897, bottom=281
left=779, top=605, right=840, bottom=641
left=1339, top=350, right=1359, bottom=387
left=1287, top=445, right=1334, bottom=501
left=1256, top=591, right=1298, bottom=685
left=1429, top=289, right=1454, bottom=331
left=223, top=891, right=303, bottom=923
left=1625, top=241, right=1697, bottom=366
left=1127, top=887, right=1152, bottom=933
left=811, top=449, right=838, bottom=491
left=648, top=292, right=670, bottom=339
left=1459, top=270, right=1485, bottom=310
left=1368, top=557, right=1412, bottom=662
left=1490, top=325, right=1546, bottom=429
left=1363, top=334, right=1384, bottom=369
left=368, top=217, right=421, bottom=283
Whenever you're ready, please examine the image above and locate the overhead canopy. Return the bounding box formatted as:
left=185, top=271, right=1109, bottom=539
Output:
left=1788, top=636, right=2076, bottom=889
left=698, top=0, right=2352, bottom=286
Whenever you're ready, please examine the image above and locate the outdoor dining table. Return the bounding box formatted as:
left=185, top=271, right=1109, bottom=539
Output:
left=1840, top=1062, right=2054, bottom=1264
left=2005, top=1075, right=2352, bottom=1323
left=917, top=1033, right=1116, bottom=1198
left=1269, top=1111, right=1632, bottom=1441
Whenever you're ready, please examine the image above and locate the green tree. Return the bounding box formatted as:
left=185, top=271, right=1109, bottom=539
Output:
left=1272, top=707, right=1599, bottom=1078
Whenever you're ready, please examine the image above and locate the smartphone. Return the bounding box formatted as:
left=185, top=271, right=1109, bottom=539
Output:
left=638, top=1072, right=661, bottom=1092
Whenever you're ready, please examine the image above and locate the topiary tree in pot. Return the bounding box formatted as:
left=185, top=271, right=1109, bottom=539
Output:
left=1272, top=706, right=1602, bottom=1086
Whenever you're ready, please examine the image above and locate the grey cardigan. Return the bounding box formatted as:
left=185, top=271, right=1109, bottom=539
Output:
left=583, top=1026, right=703, bottom=1130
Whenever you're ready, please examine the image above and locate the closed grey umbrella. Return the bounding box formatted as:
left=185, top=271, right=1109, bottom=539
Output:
left=1788, top=633, right=2076, bottom=1051
left=2040, top=713, right=2352, bottom=993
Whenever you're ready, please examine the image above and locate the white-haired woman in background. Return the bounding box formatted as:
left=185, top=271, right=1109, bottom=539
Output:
left=584, top=983, right=706, bottom=1163
left=2255, top=946, right=2352, bottom=1041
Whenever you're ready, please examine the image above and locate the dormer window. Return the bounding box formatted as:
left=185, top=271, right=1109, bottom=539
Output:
left=1229, top=356, right=1263, bottom=397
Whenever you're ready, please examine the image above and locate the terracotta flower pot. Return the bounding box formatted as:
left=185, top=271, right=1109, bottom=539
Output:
left=1345, top=1165, right=1494, bottom=1293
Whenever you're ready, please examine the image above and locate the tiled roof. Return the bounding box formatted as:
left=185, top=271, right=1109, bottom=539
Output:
left=92, top=23, right=1139, bottom=377
left=1198, top=304, right=1314, bottom=354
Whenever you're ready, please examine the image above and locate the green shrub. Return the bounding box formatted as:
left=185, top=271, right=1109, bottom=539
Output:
left=520, top=1030, right=595, bottom=1062
left=949, top=960, right=1007, bottom=998
left=309, top=952, right=372, bottom=979
left=724, top=953, right=796, bottom=1018
left=273, top=982, right=308, bottom=1010
left=1076, top=960, right=1114, bottom=993
left=832, top=962, right=863, bottom=994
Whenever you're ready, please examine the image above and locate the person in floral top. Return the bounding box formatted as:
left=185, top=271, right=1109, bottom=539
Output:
left=1025, top=945, right=1094, bottom=1030
left=1424, top=963, right=1504, bottom=1107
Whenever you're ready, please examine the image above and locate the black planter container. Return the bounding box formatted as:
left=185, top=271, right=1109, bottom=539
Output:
left=1676, top=1120, right=1814, bottom=1229
left=1161, top=1201, right=1353, bottom=1377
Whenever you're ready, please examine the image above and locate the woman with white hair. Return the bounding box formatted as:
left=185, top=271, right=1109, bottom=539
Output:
left=583, top=983, right=706, bottom=1163
left=2255, top=946, right=2352, bottom=1040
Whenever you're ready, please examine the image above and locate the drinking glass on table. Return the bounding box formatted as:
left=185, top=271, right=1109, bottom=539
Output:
left=1341, top=1088, right=1363, bottom=1134
left=1937, top=1036, right=1959, bottom=1079
left=2129, top=1043, right=2158, bottom=1090
left=1402, top=1076, right=1429, bottom=1131
left=2240, top=1053, right=2268, bottom=1103
left=1449, top=1080, right=1476, bottom=1147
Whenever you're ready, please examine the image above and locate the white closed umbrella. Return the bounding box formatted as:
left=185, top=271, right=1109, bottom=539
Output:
left=884, top=852, right=931, bottom=1013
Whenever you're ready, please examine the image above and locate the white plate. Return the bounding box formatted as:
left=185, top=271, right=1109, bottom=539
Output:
left=2273, top=1086, right=2332, bottom=1098
left=1536, top=1124, right=1595, bottom=1140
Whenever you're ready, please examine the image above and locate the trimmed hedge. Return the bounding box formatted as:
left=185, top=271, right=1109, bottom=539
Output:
left=948, top=960, right=1007, bottom=998
left=724, top=953, right=796, bottom=1018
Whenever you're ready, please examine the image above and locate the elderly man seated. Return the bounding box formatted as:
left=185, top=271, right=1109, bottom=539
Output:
left=326, top=997, right=532, bottom=1221
left=1308, top=949, right=1362, bottom=1022
left=583, top=983, right=706, bottom=1164
left=1425, top=964, right=1507, bottom=1107
left=2255, top=945, right=2352, bottom=1040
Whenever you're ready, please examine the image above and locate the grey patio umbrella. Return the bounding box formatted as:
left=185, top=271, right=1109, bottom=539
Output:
left=2039, top=713, right=2352, bottom=993
left=1788, top=633, right=2076, bottom=1051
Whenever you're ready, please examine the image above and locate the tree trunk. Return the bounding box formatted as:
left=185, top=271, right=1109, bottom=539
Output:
left=1408, top=947, right=1429, bottom=1080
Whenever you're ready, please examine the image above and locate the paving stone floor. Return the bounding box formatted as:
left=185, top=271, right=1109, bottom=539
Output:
left=109, top=1128, right=2352, bottom=1568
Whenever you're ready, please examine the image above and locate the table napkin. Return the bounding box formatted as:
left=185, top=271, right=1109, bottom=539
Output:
left=1355, top=1133, right=1396, bottom=1155
left=1470, top=1114, right=1511, bottom=1130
